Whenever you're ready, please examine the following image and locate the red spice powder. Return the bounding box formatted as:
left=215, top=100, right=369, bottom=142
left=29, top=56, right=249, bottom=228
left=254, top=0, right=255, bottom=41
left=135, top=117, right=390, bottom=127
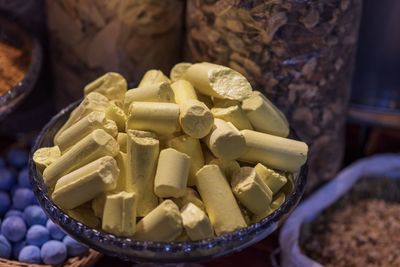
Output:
left=0, top=39, right=30, bottom=95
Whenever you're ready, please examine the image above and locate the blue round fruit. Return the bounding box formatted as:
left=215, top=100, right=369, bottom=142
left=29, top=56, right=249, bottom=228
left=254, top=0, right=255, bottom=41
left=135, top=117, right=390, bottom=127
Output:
left=12, top=188, right=35, bottom=210
left=40, top=240, right=67, bottom=265
left=63, top=235, right=88, bottom=257
left=7, top=149, right=28, bottom=169
left=12, top=240, right=26, bottom=259
left=0, top=168, right=15, bottom=191
left=0, top=235, right=11, bottom=259
left=4, top=209, right=23, bottom=219
left=0, top=191, right=10, bottom=215
left=26, top=225, right=50, bottom=247
left=46, top=219, right=65, bottom=241
left=19, top=245, right=41, bottom=264
left=18, top=168, right=32, bottom=189
left=1, top=216, right=26, bottom=242
left=23, top=205, right=47, bottom=226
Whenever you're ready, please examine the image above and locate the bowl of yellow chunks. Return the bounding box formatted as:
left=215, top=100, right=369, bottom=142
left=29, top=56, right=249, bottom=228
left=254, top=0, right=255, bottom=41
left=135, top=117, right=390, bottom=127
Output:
left=29, top=62, right=308, bottom=262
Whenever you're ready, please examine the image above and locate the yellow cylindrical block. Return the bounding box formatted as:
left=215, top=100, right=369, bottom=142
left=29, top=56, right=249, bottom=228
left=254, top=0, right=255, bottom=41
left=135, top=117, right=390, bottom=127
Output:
left=183, top=62, right=252, bottom=100
left=138, top=69, right=170, bottom=87
left=171, top=79, right=198, bottom=104
left=33, top=146, right=61, bottom=173
left=102, top=191, right=137, bottom=237
left=254, top=163, right=287, bottom=194
left=84, top=72, right=127, bottom=101
left=134, top=200, right=183, bottom=241
left=167, top=134, right=205, bottom=186
left=43, top=129, right=120, bottom=187
left=105, top=104, right=127, bottom=132
left=54, top=92, right=109, bottom=143
left=204, top=119, right=246, bottom=160
left=239, top=130, right=308, bottom=172
left=52, top=156, right=119, bottom=210
left=211, top=104, right=253, bottom=131
left=154, top=148, right=190, bottom=198
left=242, top=91, right=289, bottom=137
left=55, top=111, right=118, bottom=152
left=126, top=102, right=180, bottom=136
left=124, top=82, right=174, bottom=111
left=208, top=158, right=240, bottom=181
left=195, top=165, right=247, bottom=235
left=179, top=99, right=214, bottom=139
left=114, top=152, right=128, bottom=193
left=170, top=63, right=192, bottom=82
left=126, top=130, right=159, bottom=217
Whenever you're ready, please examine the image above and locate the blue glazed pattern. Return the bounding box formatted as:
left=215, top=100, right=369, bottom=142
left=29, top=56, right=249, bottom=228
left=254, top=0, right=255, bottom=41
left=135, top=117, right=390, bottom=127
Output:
left=29, top=101, right=307, bottom=263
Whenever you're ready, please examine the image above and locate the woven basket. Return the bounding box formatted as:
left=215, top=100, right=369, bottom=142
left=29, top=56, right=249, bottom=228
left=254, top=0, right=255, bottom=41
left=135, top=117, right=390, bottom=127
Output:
left=0, top=249, right=101, bottom=267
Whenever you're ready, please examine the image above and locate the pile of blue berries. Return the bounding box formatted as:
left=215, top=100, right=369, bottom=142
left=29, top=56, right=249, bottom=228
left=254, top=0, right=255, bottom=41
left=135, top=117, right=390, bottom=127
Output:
left=0, top=147, right=89, bottom=265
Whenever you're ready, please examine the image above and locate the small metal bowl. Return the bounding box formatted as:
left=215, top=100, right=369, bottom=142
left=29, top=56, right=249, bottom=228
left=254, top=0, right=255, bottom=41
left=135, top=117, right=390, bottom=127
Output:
left=29, top=100, right=307, bottom=263
left=0, top=14, right=42, bottom=119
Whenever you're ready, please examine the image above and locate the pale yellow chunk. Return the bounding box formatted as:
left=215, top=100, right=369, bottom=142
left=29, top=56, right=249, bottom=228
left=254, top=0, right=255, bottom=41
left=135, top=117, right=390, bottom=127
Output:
left=204, top=119, right=246, bottom=160
left=92, top=193, right=106, bottom=218
left=167, top=135, right=205, bottom=186
left=254, top=163, right=287, bottom=194
left=117, top=133, right=127, bottom=153
left=231, top=167, right=272, bottom=215
left=54, top=92, right=109, bottom=143
left=211, top=104, right=253, bottom=131
left=181, top=203, right=214, bottom=241
left=239, top=130, right=308, bottom=172
left=33, top=146, right=61, bottom=173
left=154, top=148, right=190, bottom=198
left=195, top=165, right=247, bottom=235
left=126, top=130, right=159, bottom=217
left=138, top=69, right=170, bottom=87
left=134, top=200, right=183, bottom=241
left=102, top=191, right=137, bottom=237
left=67, top=206, right=100, bottom=228
left=105, top=104, right=127, bottom=132
left=84, top=72, right=127, bottom=101
left=171, top=80, right=198, bottom=104
left=124, top=82, right=174, bottom=111
left=114, top=152, right=128, bottom=192
left=183, top=62, right=252, bottom=100
left=55, top=111, right=118, bottom=152
left=170, top=63, right=192, bottom=82
left=242, top=91, right=289, bottom=137
left=43, top=129, right=120, bottom=187
left=179, top=99, right=214, bottom=139
left=52, top=156, right=119, bottom=210
left=172, top=187, right=205, bottom=212
left=208, top=158, right=240, bottom=181
left=126, top=102, right=180, bottom=136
